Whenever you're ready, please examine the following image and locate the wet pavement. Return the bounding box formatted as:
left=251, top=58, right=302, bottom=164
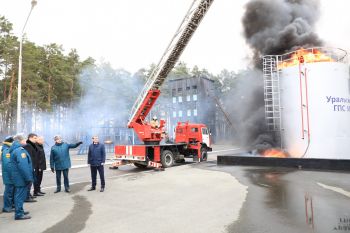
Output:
left=197, top=161, right=350, bottom=233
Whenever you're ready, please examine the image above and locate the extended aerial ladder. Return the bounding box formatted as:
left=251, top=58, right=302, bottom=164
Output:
left=113, top=0, right=214, bottom=168
left=127, top=0, right=214, bottom=144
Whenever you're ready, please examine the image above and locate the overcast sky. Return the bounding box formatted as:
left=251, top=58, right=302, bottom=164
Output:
left=1, top=0, right=350, bottom=74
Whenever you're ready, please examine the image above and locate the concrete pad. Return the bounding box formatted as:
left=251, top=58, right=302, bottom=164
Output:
left=81, top=165, right=247, bottom=233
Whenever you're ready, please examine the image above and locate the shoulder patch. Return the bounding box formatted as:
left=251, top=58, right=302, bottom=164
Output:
left=21, top=153, right=27, bottom=158
left=6, top=153, right=10, bottom=158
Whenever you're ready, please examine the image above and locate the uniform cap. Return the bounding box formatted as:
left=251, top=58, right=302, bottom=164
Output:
left=4, top=136, right=14, bottom=143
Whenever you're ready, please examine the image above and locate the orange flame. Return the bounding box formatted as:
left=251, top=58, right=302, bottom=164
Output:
left=261, top=148, right=288, bottom=158
left=278, top=48, right=334, bottom=69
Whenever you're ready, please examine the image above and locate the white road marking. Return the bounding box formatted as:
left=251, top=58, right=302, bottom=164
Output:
left=41, top=161, right=114, bottom=172
left=0, top=161, right=115, bottom=177
left=0, top=147, right=240, bottom=195
left=317, top=182, right=350, bottom=198
left=0, top=148, right=240, bottom=177
left=0, top=169, right=154, bottom=196
left=258, top=183, right=272, bottom=188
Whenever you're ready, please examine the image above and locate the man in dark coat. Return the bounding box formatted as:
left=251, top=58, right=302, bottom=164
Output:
left=87, top=136, right=106, bottom=192
left=1, top=136, right=14, bottom=213
left=35, top=136, right=47, bottom=195
left=9, top=134, right=33, bottom=220
left=50, top=135, right=82, bottom=193
left=23, top=133, right=39, bottom=201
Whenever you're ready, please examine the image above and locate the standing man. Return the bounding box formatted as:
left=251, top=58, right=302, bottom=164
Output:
left=9, top=134, right=33, bottom=220
left=50, top=135, right=82, bottom=193
left=87, top=136, right=106, bottom=192
left=35, top=136, right=47, bottom=195
left=23, top=133, right=39, bottom=201
left=1, top=136, right=15, bottom=213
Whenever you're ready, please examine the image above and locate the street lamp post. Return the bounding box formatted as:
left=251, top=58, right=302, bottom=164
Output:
left=17, top=0, right=37, bottom=132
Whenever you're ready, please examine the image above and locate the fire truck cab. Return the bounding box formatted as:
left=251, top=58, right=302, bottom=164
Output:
left=175, top=122, right=211, bottom=149
left=174, top=122, right=212, bottom=161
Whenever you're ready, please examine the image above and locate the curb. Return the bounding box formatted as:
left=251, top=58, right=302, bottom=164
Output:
left=0, top=162, right=115, bottom=177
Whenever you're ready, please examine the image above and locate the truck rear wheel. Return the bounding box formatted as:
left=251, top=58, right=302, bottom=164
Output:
left=161, top=150, right=174, bottom=168
left=134, top=163, right=148, bottom=169
left=201, top=147, right=208, bottom=161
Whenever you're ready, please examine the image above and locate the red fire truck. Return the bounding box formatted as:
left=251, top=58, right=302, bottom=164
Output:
left=114, top=0, right=214, bottom=168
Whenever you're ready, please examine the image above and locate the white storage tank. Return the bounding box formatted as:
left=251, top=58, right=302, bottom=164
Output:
left=263, top=47, right=350, bottom=159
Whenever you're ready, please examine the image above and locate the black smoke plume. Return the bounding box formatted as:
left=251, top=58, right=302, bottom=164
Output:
left=226, top=0, right=324, bottom=152
left=243, top=0, right=323, bottom=68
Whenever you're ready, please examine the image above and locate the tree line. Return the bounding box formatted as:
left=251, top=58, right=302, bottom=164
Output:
left=0, top=15, right=244, bottom=139
left=0, top=16, right=95, bottom=135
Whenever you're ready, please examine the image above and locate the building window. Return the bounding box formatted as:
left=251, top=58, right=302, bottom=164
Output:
left=172, top=89, right=176, bottom=96
left=178, top=110, right=183, bottom=117
left=193, top=94, right=197, bottom=101
left=192, top=85, right=197, bottom=94
left=186, top=95, right=191, bottom=101
left=173, top=111, right=177, bottom=118
left=178, top=88, right=183, bottom=94
left=172, top=97, right=176, bottom=103
left=193, top=109, right=197, bottom=116
left=187, top=109, right=191, bottom=116
left=186, top=86, right=190, bottom=90
left=178, top=96, right=183, bottom=103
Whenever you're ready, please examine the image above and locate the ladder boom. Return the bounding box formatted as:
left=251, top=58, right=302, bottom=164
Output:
left=128, top=0, right=214, bottom=127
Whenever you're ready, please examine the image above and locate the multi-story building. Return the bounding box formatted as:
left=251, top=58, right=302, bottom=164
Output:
left=158, top=75, right=217, bottom=140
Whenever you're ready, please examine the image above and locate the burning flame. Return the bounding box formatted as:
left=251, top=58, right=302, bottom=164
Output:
left=261, top=148, right=288, bottom=158
left=278, top=48, right=334, bottom=69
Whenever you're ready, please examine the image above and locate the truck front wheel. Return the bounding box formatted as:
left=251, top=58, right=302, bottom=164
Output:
left=161, top=150, right=174, bottom=168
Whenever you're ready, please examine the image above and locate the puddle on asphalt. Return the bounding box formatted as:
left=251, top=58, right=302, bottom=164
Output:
left=244, top=168, right=295, bottom=209
left=42, top=182, right=93, bottom=233
left=43, top=195, right=92, bottom=233
left=198, top=164, right=350, bottom=233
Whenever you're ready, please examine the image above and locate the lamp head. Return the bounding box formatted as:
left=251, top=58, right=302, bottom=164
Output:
left=31, top=0, right=37, bottom=8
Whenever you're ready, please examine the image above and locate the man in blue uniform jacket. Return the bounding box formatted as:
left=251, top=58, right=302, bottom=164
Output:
left=87, top=136, right=106, bottom=192
left=50, top=135, right=82, bottom=193
left=1, top=136, right=14, bottom=213
left=9, top=134, right=34, bottom=220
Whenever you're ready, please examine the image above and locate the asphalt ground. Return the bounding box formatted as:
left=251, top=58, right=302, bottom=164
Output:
left=1, top=145, right=349, bottom=233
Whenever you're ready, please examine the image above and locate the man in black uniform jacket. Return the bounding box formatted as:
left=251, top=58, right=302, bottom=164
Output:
left=35, top=136, right=47, bottom=195
left=87, top=136, right=106, bottom=192
left=23, top=133, right=39, bottom=201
